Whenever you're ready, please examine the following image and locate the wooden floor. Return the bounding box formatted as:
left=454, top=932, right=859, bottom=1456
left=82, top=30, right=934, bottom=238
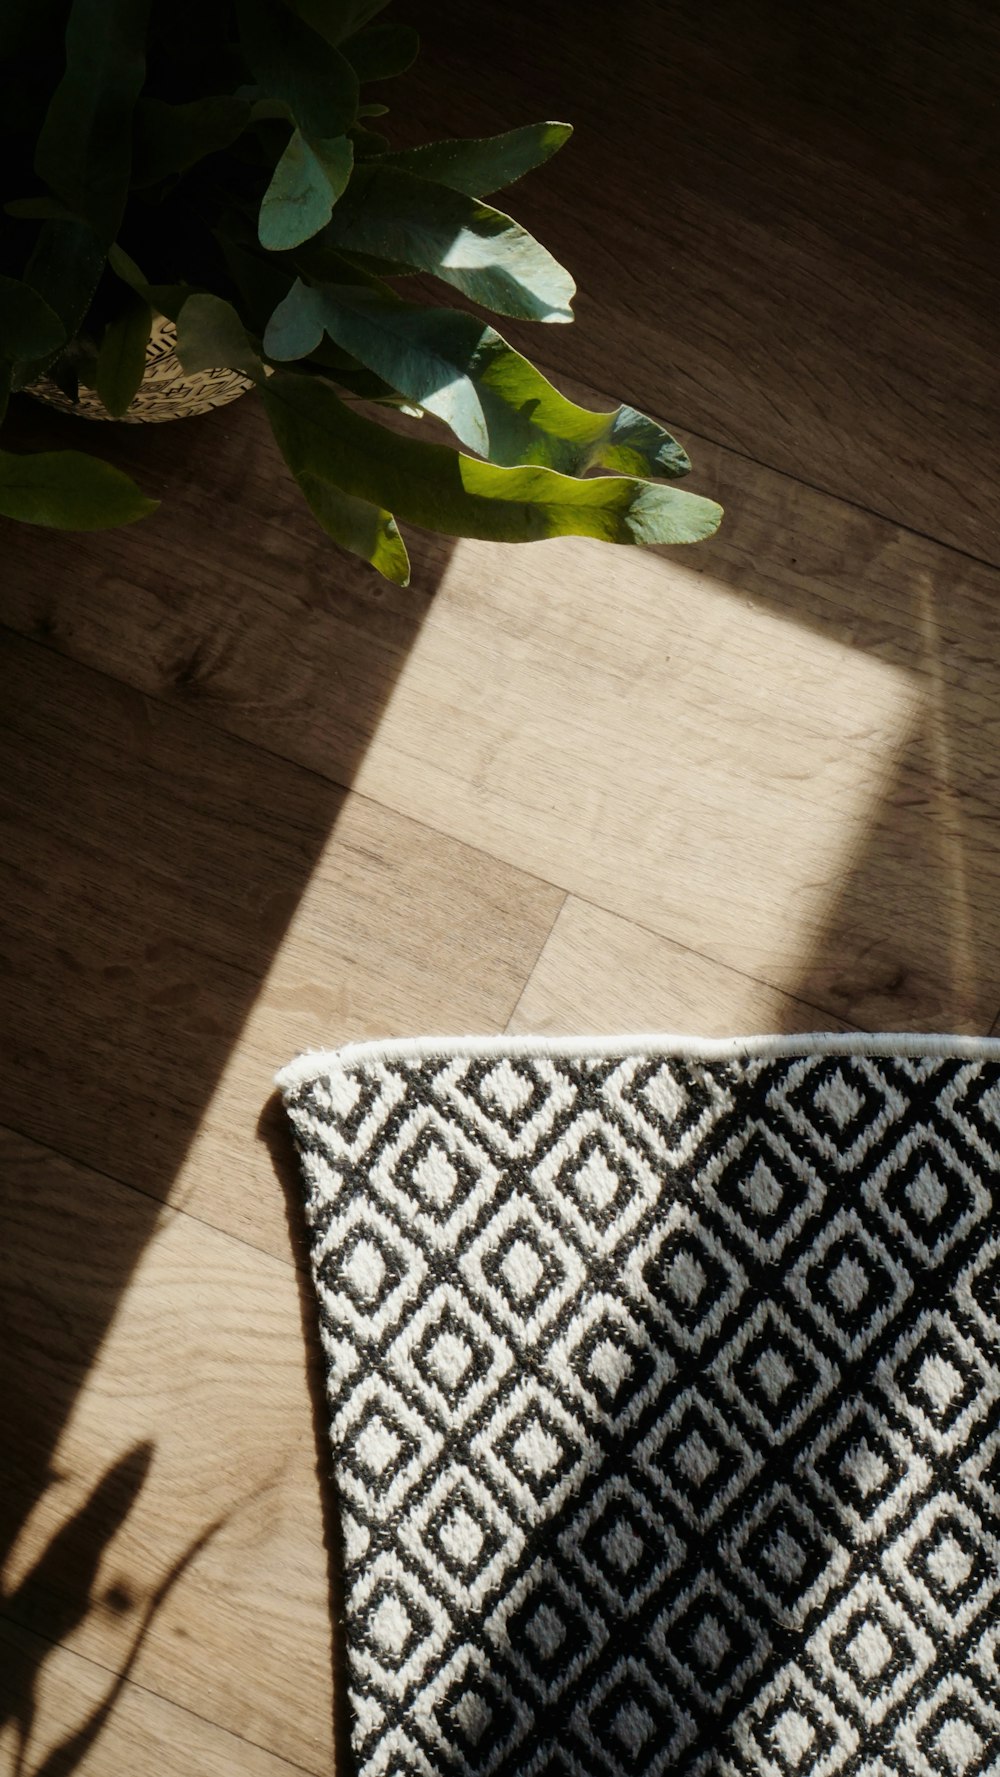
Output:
left=2, top=2, right=999, bottom=1771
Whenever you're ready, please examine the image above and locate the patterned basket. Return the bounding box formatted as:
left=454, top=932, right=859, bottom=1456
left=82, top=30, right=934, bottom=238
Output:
left=28, top=312, right=253, bottom=424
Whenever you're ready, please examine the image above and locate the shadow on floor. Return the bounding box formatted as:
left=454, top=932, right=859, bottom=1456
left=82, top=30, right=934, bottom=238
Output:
left=0, top=389, right=456, bottom=1769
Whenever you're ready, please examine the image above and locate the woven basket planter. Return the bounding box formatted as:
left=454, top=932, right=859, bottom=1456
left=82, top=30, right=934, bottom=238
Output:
left=29, top=313, right=253, bottom=425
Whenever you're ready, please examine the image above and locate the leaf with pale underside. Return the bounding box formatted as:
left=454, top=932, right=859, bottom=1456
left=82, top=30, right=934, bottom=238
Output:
left=262, top=371, right=722, bottom=562
left=384, top=122, right=573, bottom=198
left=265, top=281, right=691, bottom=478
left=238, top=0, right=357, bottom=141
left=258, top=130, right=353, bottom=250
left=287, top=0, right=388, bottom=43
left=323, top=165, right=575, bottom=322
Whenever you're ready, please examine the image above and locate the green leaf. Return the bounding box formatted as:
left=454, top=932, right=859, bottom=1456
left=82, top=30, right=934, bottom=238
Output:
left=131, top=96, right=252, bottom=187
left=107, top=245, right=190, bottom=324
left=262, top=371, right=722, bottom=550
left=0, top=274, right=66, bottom=364
left=12, top=219, right=105, bottom=389
left=324, top=166, right=575, bottom=322
left=174, top=294, right=263, bottom=377
left=4, top=196, right=77, bottom=221
left=258, top=130, right=353, bottom=250
left=264, top=282, right=690, bottom=477
left=280, top=457, right=410, bottom=582
left=0, top=449, right=158, bottom=529
left=34, top=0, right=151, bottom=245
left=262, top=280, right=328, bottom=358
left=292, top=239, right=397, bottom=290
left=384, top=122, right=573, bottom=198
left=238, top=0, right=358, bottom=141
left=287, top=0, right=388, bottom=44
left=95, top=297, right=152, bottom=417
left=349, top=123, right=389, bottom=159
left=342, top=22, right=419, bottom=82
left=23, top=219, right=105, bottom=335
left=0, top=363, right=11, bottom=428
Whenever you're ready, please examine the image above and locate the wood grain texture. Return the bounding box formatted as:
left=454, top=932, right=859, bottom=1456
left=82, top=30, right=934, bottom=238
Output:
left=1, top=5, right=998, bottom=1771
left=0, top=1127, right=335, bottom=1774
left=0, top=1619, right=312, bottom=1777
left=0, top=627, right=563, bottom=1257
left=507, top=899, right=856, bottom=1039
left=4, top=397, right=1000, bottom=1035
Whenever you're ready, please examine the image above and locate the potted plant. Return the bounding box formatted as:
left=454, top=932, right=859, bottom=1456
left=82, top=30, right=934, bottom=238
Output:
left=0, top=0, right=722, bottom=583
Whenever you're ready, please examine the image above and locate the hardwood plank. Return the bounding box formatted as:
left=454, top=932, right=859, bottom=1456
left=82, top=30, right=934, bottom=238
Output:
left=0, top=1618, right=312, bottom=1777
left=0, top=627, right=563, bottom=1257
left=395, top=0, right=1000, bottom=561
left=508, top=899, right=855, bottom=1038
left=0, top=1127, right=336, bottom=1774
left=4, top=407, right=998, bottom=1033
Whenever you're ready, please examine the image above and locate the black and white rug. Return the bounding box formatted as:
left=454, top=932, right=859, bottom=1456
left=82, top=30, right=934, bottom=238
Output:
left=277, top=1034, right=1000, bottom=1777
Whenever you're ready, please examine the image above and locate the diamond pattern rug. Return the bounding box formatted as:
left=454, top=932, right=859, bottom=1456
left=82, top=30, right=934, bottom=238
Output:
left=277, top=1034, right=1000, bottom=1777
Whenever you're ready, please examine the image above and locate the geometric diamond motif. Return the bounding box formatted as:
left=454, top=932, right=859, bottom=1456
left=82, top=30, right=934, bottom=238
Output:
left=786, top=1208, right=912, bottom=1361
left=438, top=1055, right=578, bottom=1161
left=974, top=1621, right=1000, bottom=1700
left=335, top=1374, right=444, bottom=1517
left=634, top=1213, right=748, bottom=1354
left=473, top=1379, right=600, bottom=1516
left=353, top=1550, right=453, bottom=1702
left=868, top=1126, right=990, bottom=1265
left=637, top=1383, right=763, bottom=1530
left=732, top=1663, right=860, bottom=1776
left=547, top=1293, right=673, bottom=1432
left=386, top=1281, right=514, bottom=1427
left=939, top=1064, right=1000, bottom=1173
left=805, top=1573, right=936, bottom=1726
left=488, top=1560, right=609, bottom=1704
left=313, top=1197, right=427, bottom=1342
left=602, top=1056, right=734, bottom=1168
left=530, top=1109, right=663, bottom=1258
left=961, top=1420, right=1000, bottom=1519
left=460, top=1196, right=587, bottom=1344
left=803, top=1396, right=933, bottom=1543
left=650, top=1570, right=771, bottom=1711
left=958, top=1243, right=1000, bottom=1346
left=701, top=1121, right=826, bottom=1262
left=573, top=1655, right=697, bottom=1772
left=767, top=1056, right=912, bottom=1173
left=712, top=1300, right=837, bottom=1442
left=372, top=1101, right=503, bottom=1253
left=559, top=1475, right=686, bottom=1617
left=400, top=1463, right=524, bottom=1609
left=420, top=1644, right=533, bottom=1772
left=883, top=1493, right=1000, bottom=1637
left=278, top=1036, right=1000, bottom=1777
left=876, top=1310, right=997, bottom=1457
left=892, top=1674, right=1000, bottom=1777
left=726, top=1483, right=850, bottom=1630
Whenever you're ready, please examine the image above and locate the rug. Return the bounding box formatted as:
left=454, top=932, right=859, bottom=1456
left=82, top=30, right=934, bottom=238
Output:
left=277, top=1034, right=1000, bottom=1777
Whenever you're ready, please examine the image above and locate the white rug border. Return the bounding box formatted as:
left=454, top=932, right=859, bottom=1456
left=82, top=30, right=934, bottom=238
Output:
left=277, top=1030, right=1000, bottom=1093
